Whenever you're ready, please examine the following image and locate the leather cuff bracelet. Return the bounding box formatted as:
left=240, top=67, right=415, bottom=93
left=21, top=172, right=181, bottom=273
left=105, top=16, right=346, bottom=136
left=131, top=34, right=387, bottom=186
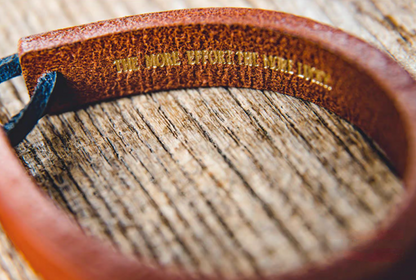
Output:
left=0, top=7, right=416, bottom=280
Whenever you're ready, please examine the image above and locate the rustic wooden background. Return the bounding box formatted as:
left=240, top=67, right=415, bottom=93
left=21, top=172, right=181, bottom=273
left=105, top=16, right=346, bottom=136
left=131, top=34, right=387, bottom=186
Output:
left=0, top=0, right=413, bottom=279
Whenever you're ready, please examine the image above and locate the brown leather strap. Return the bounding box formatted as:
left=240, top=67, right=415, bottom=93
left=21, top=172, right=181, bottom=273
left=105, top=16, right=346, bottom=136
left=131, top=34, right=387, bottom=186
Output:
left=2, top=7, right=416, bottom=280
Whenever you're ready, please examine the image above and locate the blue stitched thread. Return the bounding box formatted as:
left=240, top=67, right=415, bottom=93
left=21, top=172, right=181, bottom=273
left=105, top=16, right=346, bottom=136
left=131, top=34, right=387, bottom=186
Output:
left=0, top=53, right=57, bottom=147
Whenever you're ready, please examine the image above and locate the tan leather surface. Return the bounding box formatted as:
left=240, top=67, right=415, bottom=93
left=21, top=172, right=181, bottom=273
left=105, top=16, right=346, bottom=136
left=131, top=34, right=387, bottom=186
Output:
left=1, top=7, right=416, bottom=280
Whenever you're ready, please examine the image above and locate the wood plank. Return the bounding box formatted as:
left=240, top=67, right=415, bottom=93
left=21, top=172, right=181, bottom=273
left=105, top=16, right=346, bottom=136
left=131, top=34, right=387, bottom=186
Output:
left=0, top=0, right=409, bottom=279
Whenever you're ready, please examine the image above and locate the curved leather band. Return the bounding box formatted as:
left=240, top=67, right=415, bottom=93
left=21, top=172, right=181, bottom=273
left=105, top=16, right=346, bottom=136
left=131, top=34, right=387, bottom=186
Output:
left=1, top=7, right=416, bottom=280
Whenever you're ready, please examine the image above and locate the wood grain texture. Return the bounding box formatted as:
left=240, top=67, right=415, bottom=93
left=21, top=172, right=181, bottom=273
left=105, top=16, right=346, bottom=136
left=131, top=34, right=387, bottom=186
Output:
left=0, top=0, right=412, bottom=279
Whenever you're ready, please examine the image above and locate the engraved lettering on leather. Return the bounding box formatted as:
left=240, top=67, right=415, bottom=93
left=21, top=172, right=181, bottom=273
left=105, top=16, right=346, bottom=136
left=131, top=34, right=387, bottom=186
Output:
left=113, top=50, right=333, bottom=90
left=113, top=57, right=140, bottom=73
left=19, top=9, right=347, bottom=116
left=144, top=51, right=181, bottom=68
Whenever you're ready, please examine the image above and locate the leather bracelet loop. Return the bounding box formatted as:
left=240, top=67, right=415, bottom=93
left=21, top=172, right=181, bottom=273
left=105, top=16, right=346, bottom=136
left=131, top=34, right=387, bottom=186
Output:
left=1, top=7, right=416, bottom=280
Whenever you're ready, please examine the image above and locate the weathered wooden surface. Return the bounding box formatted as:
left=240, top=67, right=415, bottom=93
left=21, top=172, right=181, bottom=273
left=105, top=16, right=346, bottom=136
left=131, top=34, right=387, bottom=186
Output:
left=0, top=0, right=413, bottom=279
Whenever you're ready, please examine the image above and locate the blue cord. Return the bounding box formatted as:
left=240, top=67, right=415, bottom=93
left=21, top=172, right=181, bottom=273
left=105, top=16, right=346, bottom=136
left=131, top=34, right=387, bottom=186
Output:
left=0, top=53, right=57, bottom=146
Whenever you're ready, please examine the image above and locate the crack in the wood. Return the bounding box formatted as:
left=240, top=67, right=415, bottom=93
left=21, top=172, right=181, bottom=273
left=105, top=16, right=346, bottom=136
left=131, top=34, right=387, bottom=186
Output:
left=80, top=107, right=176, bottom=265
left=303, top=99, right=400, bottom=201
left=263, top=94, right=382, bottom=226
left=173, top=90, right=312, bottom=264
left=223, top=87, right=346, bottom=252
left=148, top=93, right=265, bottom=276
left=90, top=102, right=214, bottom=274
